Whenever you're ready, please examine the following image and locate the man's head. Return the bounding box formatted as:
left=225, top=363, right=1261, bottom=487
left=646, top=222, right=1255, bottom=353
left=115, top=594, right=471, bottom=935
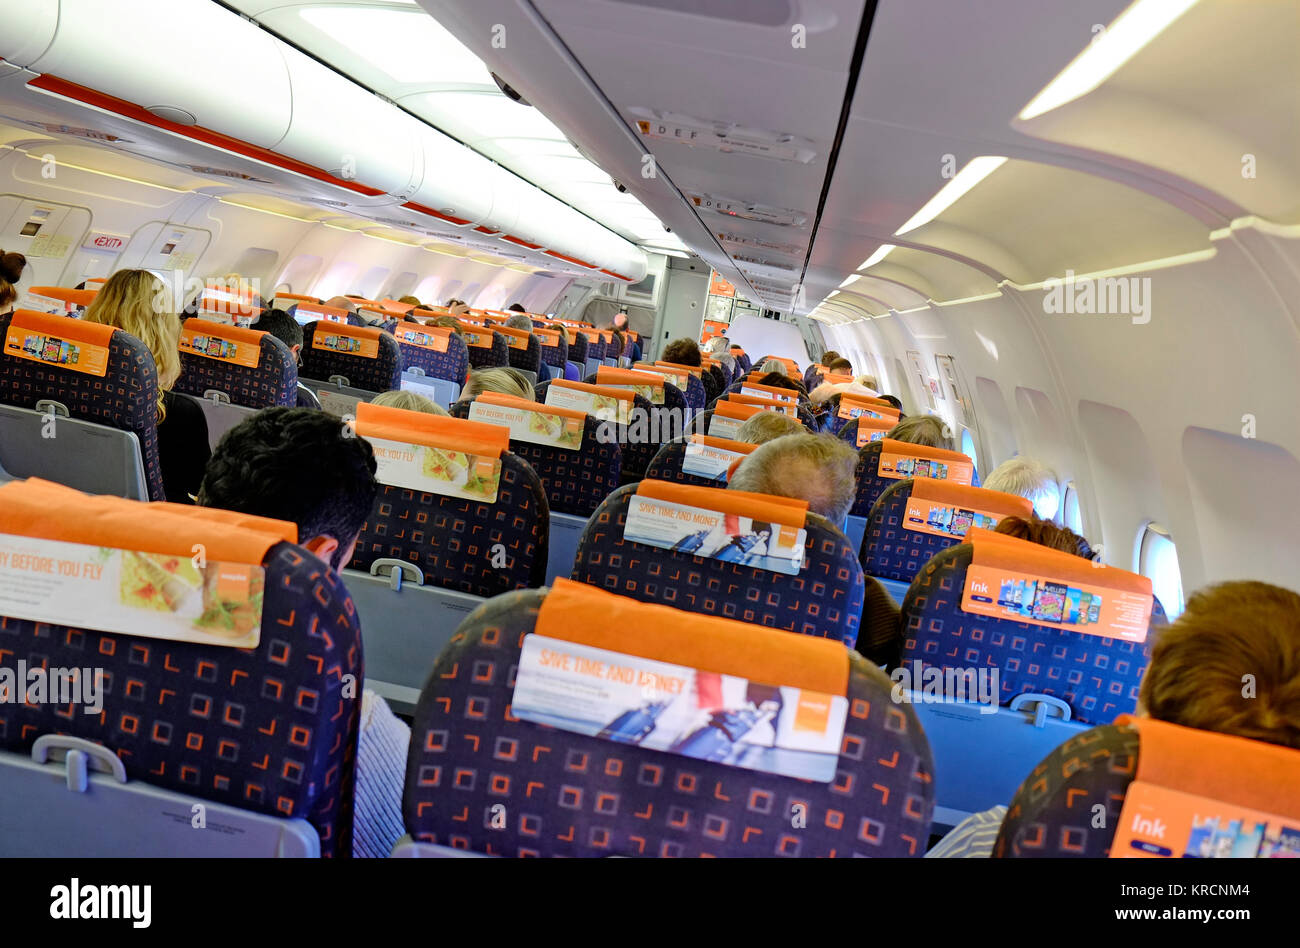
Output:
left=884, top=415, right=954, bottom=451
left=507, top=303, right=526, bottom=313
left=735, top=411, right=805, bottom=445
left=820, top=350, right=841, bottom=365
left=759, top=359, right=787, bottom=377
left=462, top=367, right=535, bottom=401
left=982, top=457, right=1061, bottom=521
left=1138, top=581, right=1300, bottom=750
left=826, top=357, right=853, bottom=374
left=323, top=296, right=358, bottom=315
left=198, top=408, right=378, bottom=572
left=994, top=515, right=1094, bottom=560
left=613, top=311, right=629, bottom=330
left=255, top=308, right=303, bottom=364
left=370, top=389, right=448, bottom=416
left=662, top=338, right=702, bottom=367
left=728, top=433, right=859, bottom=527
left=504, top=313, right=534, bottom=332
left=878, top=394, right=903, bottom=413
left=757, top=372, right=802, bottom=392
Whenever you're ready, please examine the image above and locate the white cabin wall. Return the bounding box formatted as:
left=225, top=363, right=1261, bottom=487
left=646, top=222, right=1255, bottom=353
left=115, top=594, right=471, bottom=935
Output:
left=825, top=221, right=1300, bottom=598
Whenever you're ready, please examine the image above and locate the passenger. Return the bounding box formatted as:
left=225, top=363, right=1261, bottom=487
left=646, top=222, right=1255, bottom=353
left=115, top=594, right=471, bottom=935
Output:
left=662, top=338, right=703, bottom=367
left=196, top=406, right=406, bottom=858
left=734, top=411, right=805, bottom=445
left=820, top=350, right=842, bottom=365
left=808, top=373, right=877, bottom=407
left=0, top=250, right=28, bottom=315
left=507, top=303, right=527, bottom=313
left=461, top=366, right=535, bottom=402
left=609, top=329, right=625, bottom=360
left=857, top=504, right=1093, bottom=679
left=883, top=415, right=954, bottom=451
left=727, top=433, right=858, bottom=531
left=547, top=323, right=570, bottom=345
left=702, top=334, right=737, bottom=375
left=878, top=394, right=904, bottom=414
left=756, top=371, right=804, bottom=394
left=253, top=308, right=321, bottom=409
left=982, top=457, right=1061, bottom=521
left=612, top=311, right=629, bottom=332
left=759, top=359, right=787, bottom=376
left=324, top=296, right=358, bottom=314
left=83, top=269, right=210, bottom=504
left=993, top=514, right=1094, bottom=559
left=397, top=295, right=422, bottom=308
left=370, top=389, right=448, bottom=415
left=433, top=315, right=464, bottom=335
left=929, top=580, right=1300, bottom=857
left=504, top=313, right=534, bottom=332
left=826, top=357, right=853, bottom=374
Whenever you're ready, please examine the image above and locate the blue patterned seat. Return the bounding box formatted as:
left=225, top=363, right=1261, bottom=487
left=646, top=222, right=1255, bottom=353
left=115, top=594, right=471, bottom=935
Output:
left=448, top=399, right=622, bottom=518
left=835, top=416, right=893, bottom=448
left=299, top=321, right=401, bottom=393
left=852, top=439, right=980, bottom=518
left=644, top=439, right=725, bottom=488
left=349, top=450, right=550, bottom=597
left=899, top=542, right=1166, bottom=725
left=465, top=329, right=510, bottom=370
left=538, top=332, right=569, bottom=371
left=0, top=309, right=167, bottom=501
left=402, top=583, right=934, bottom=857
left=730, top=348, right=752, bottom=373
left=860, top=479, right=1033, bottom=583
left=174, top=319, right=297, bottom=408
left=0, top=481, right=363, bottom=857
left=995, top=718, right=1300, bottom=857
left=711, top=392, right=818, bottom=431
left=497, top=328, right=542, bottom=377
left=568, top=333, right=589, bottom=368
left=393, top=327, right=469, bottom=384
left=571, top=482, right=864, bottom=646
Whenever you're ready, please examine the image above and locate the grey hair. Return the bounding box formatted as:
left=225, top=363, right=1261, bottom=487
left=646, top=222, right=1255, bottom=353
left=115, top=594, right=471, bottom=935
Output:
left=982, top=457, right=1061, bottom=519
left=885, top=415, right=954, bottom=451
left=727, top=433, right=859, bottom=526
left=735, top=410, right=805, bottom=445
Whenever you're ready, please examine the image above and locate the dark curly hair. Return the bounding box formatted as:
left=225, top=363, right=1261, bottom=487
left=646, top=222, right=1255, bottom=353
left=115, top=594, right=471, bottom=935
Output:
left=198, top=407, right=378, bottom=570
left=661, top=338, right=702, bottom=367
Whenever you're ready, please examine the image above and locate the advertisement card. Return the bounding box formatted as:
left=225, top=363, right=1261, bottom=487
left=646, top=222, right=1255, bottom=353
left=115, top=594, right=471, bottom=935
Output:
left=624, top=493, right=805, bottom=576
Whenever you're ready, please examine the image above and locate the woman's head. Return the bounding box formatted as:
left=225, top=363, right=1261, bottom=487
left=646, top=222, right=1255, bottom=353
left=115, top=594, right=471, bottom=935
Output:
left=993, top=515, right=1094, bottom=560
left=547, top=323, right=570, bottom=345
left=370, top=390, right=448, bottom=415
left=83, top=269, right=180, bottom=418
left=0, top=251, right=28, bottom=312
left=462, top=367, right=535, bottom=401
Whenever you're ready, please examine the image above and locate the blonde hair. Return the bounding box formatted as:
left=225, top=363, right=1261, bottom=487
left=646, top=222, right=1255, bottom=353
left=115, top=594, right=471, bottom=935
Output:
left=983, top=457, right=1060, bottom=520
left=463, top=367, right=534, bottom=401
left=83, top=269, right=180, bottom=421
left=547, top=323, right=570, bottom=345
left=370, top=390, right=448, bottom=415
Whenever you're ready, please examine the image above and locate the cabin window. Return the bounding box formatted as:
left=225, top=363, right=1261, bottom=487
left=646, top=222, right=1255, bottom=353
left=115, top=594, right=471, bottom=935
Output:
left=357, top=266, right=391, bottom=298
left=1139, top=522, right=1185, bottom=620
left=275, top=254, right=323, bottom=295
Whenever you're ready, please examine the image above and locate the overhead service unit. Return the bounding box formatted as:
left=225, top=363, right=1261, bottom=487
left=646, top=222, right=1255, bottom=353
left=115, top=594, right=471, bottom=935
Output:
left=0, top=0, right=647, bottom=282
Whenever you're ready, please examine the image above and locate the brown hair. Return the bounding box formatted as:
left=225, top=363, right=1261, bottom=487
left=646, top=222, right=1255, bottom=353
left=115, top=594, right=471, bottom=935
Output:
left=1139, top=581, right=1300, bottom=750
left=661, top=338, right=702, bottom=367
left=757, top=372, right=803, bottom=393
left=83, top=269, right=180, bottom=420
left=994, top=515, right=1094, bottom=559
left=826, top=358, right=852, bottom=373
left=0, top=251, right=27, bottom=311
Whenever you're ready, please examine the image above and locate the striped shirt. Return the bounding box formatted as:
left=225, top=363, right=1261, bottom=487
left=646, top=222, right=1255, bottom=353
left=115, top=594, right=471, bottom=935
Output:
left=925, top=806, right=1008, bottom=858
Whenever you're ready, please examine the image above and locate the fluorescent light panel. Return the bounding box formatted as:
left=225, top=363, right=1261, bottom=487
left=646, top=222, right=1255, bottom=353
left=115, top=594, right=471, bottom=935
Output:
left=299, top=7, right=495, bottom=86
left=1019, top=0, right=1200, bottom=120
left=894, top=157, right=1006, bottom=236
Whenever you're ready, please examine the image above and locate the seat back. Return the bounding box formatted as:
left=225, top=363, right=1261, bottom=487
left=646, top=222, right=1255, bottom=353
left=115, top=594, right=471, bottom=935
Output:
left=861, top=479, right=1033, bottom=583
left=536, top=380, right=660, bottom=481
left=713, top=391, right=818, bottom=431
left=900, top=529, right=1164, bottom=725
left=835, top=415, right=894, bottom=449
left=642, top=362, right=704, bottom=418
left=463, top=325, right=510, bottom=370
left=996, top=717, right=1300, bottom=858
left=644, top=434, right=756, bottom=488
left=852, top=438, right=978, bottom=517
left=393, top=323, right=469, bottom=387
left=536, top=328, right=568, bottom=370
left=730, top=347, right=752, bottom=373
left=0, top=403, right=147, bottom=500
left=174, top=318, right=297, bottom=409
left=0, top=479, right=362, bottom=857
left=495, top=325, right=542, bottom=376
left=348, top=403, right=549, bottom=596
left=568, top=332, right=589, bottom=367
left=402, top=581, right=934, bottom=857
left=572, top=481, right=864, bottom=645
left=826, top=393, right=901, bottom=436
left=0, top=309, right=166, bottom=501
left=300, top=321, right=401, bottom=393
left=452, top=393, right=622, bottom=518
